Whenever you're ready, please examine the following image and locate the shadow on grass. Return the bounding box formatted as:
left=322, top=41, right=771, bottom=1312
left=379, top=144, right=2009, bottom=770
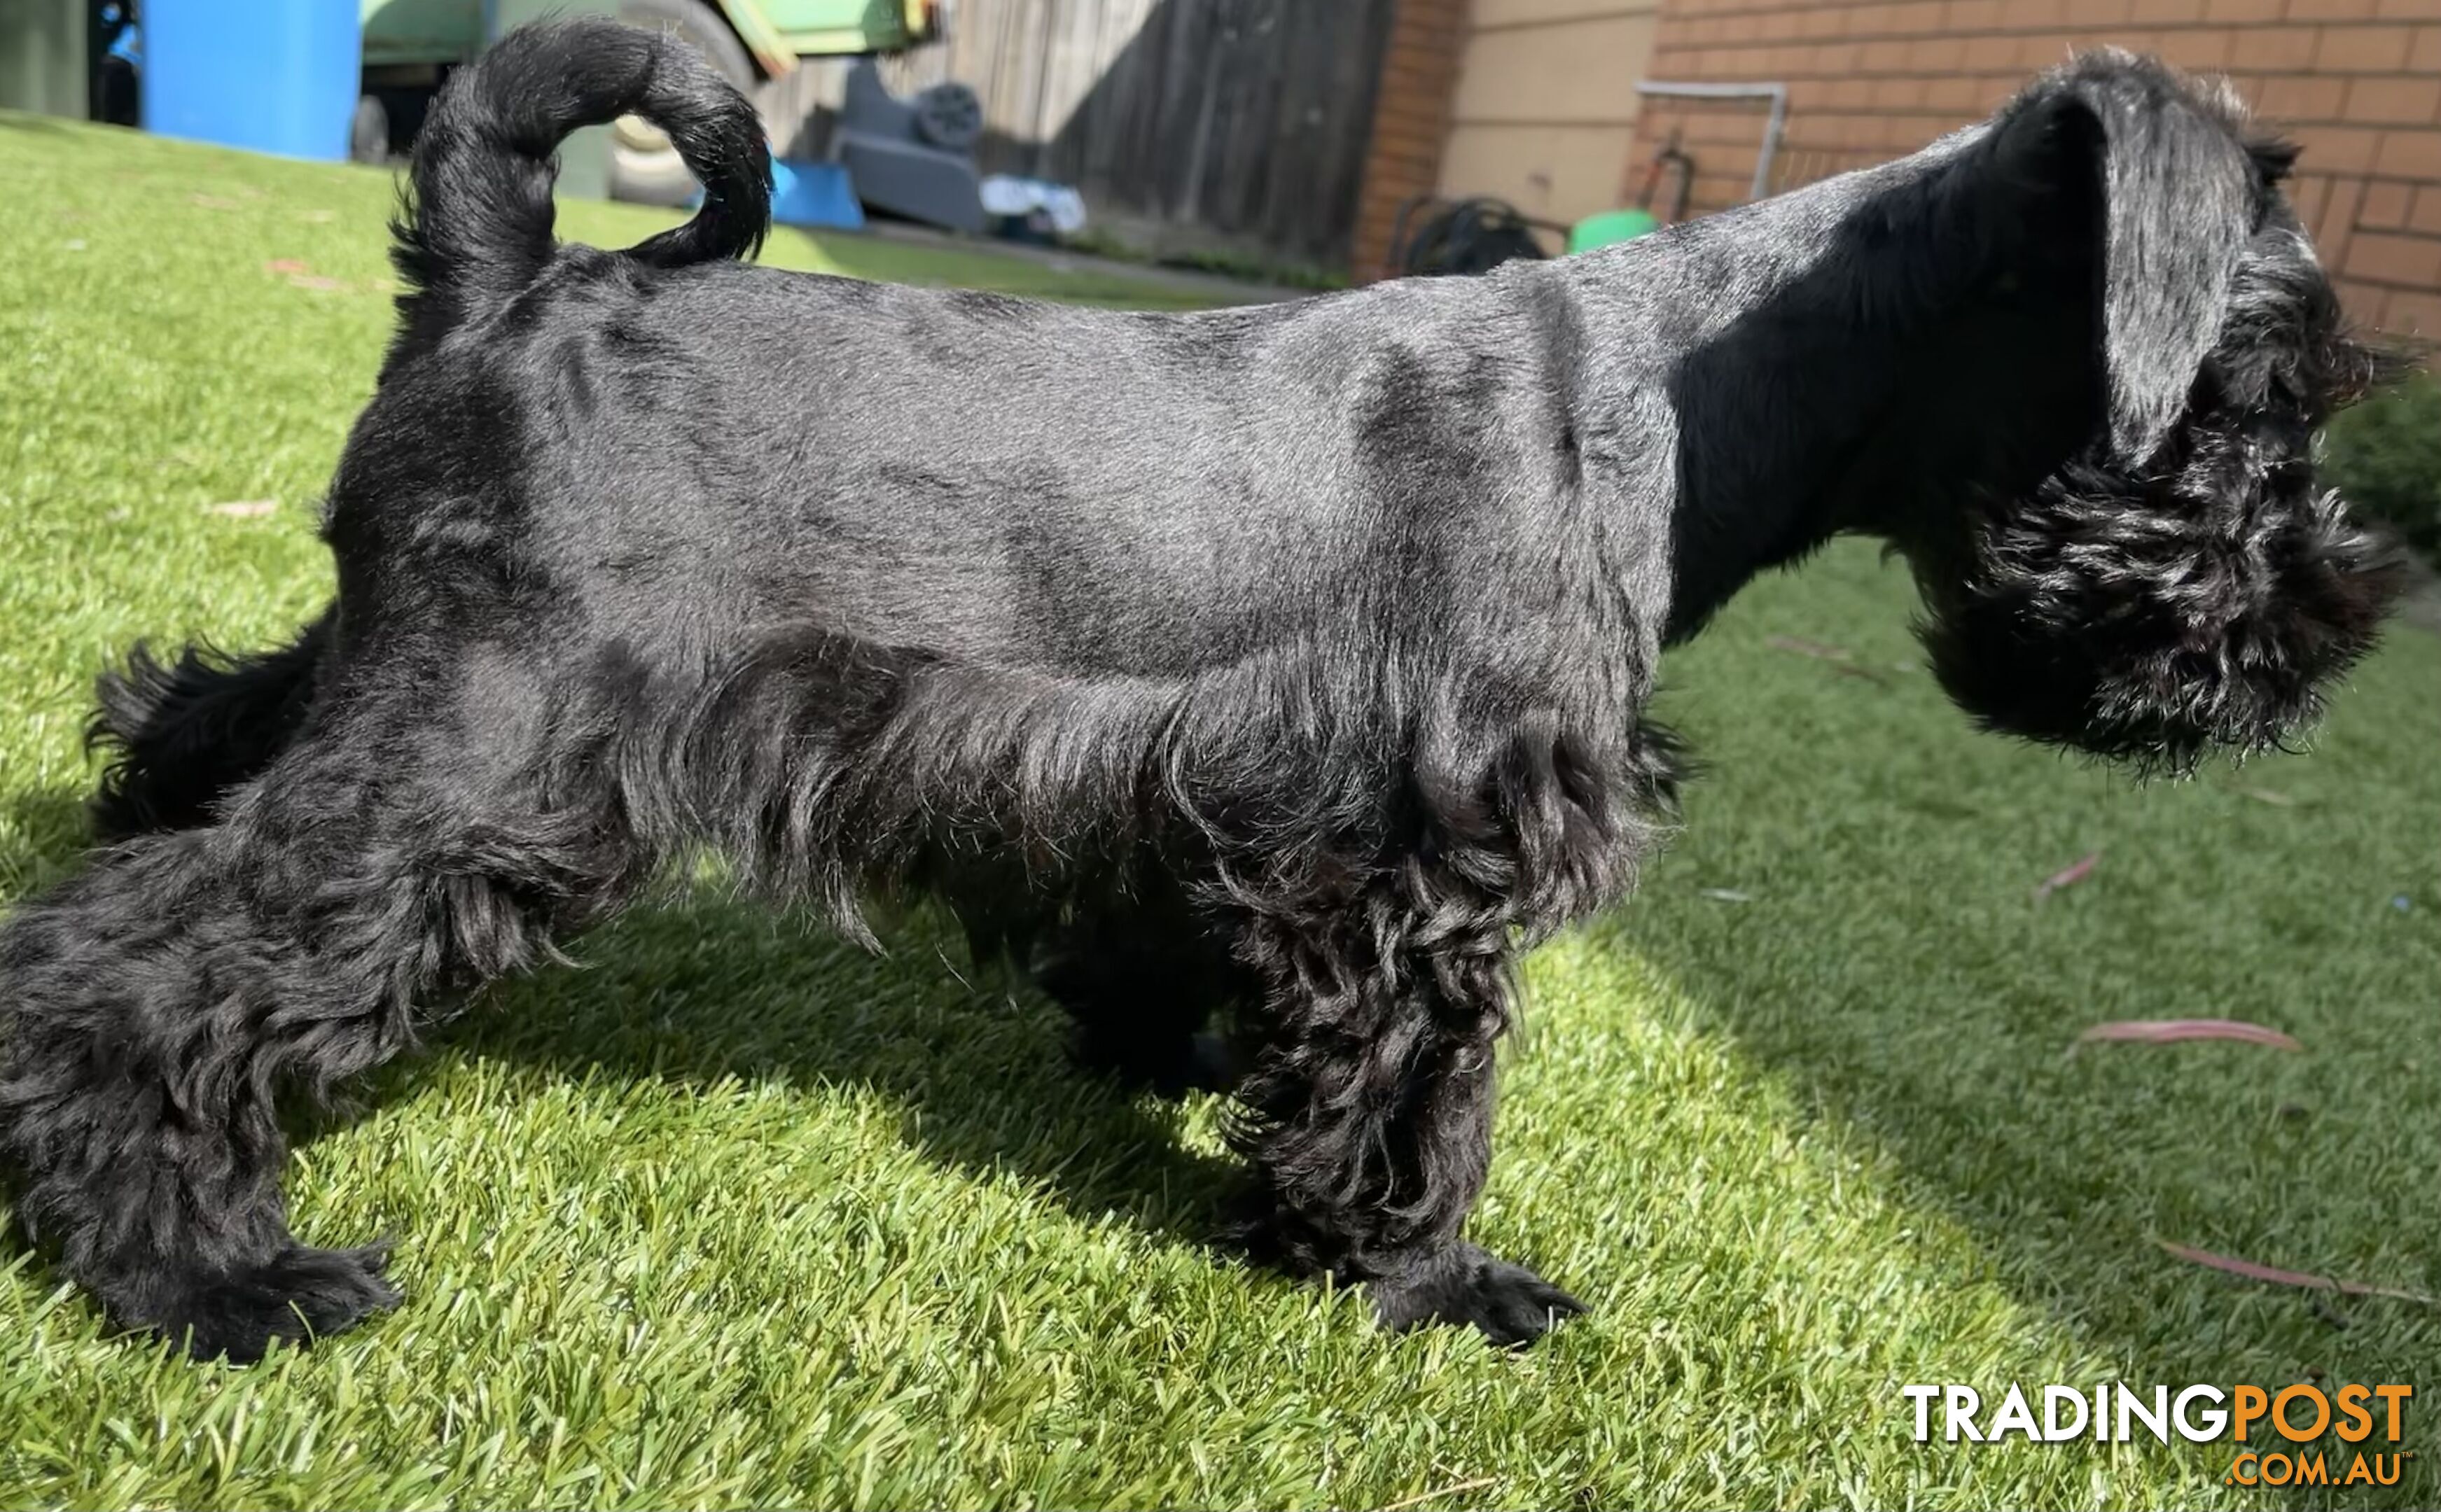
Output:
left=2, top=790, right=1235, bottom=1273
left=1574, top=652, right=2441, bottom=1506
left=1590, top=916, right=2440, bottom=1508
left=427, top=895, right=1242, bottom=1250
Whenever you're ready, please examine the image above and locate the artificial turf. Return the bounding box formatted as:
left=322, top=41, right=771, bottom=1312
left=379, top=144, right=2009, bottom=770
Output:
left=1, top=110, right=2437, bottom=1511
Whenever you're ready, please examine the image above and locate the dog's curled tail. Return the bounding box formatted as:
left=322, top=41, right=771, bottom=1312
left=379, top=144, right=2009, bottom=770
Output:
left=390, top=15, right=770, bottom=341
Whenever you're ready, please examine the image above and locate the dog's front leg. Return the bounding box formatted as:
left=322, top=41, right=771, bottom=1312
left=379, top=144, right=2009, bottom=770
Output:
left=1229, top=897, right=1583, bottom=1346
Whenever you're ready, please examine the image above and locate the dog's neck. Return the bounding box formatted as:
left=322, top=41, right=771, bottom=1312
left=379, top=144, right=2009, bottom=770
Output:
left=1542, top=127, right=2099, bottom=643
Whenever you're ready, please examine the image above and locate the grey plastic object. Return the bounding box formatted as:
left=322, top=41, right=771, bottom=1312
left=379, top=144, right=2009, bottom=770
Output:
left=833, top=58, right=987, bottom=234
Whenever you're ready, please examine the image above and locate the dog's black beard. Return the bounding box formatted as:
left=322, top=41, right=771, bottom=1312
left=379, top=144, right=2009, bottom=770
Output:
left=1917, top=218, right=2403, bottom=774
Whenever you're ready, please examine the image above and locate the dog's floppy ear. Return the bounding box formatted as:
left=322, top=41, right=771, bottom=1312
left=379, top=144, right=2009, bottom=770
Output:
left=1990, top=52, right=2261, bottom=461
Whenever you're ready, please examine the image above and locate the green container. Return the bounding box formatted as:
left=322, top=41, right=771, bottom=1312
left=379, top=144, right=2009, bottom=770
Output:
left=1568, top=208, right=1660, bottom=255
left=765, top=0, right=920, bottom=52
left=0, top=0, right=87, bottom=119
left=354, top=0, right=934, bottom=201
left=363, top=0, right=925, bottom=68
left=361, top=0, right=485, bottom=69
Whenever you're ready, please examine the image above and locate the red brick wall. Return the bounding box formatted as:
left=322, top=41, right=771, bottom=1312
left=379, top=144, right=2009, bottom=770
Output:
left=1353, top=0, right=1473, bottom=281
left=1626, top=0, right=2441, bottom=335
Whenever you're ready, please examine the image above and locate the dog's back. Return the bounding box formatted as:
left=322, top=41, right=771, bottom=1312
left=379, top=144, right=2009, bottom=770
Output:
left=357, top=238, right=1615, bottom=684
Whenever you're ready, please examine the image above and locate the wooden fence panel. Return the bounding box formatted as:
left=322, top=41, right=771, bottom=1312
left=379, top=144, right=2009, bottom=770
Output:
left=773, top=0, right=1395, bottom=266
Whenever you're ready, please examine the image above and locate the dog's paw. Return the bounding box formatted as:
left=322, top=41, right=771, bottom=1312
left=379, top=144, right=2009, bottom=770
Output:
left=1367, top=1242, right=1585, bottom=1348
left=127, top=1242, right=401, bottom=1364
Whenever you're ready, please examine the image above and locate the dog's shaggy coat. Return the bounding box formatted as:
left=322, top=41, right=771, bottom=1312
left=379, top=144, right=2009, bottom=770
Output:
left=0, top=19, right=2400, bottom=1360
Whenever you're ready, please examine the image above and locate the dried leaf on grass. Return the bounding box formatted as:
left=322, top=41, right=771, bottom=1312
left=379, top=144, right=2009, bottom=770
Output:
left=1375, top=1476, right=1498, bottom=1512
left=1767, top=634, right=1893, bottom=686
left=2032, top=850, right=2099, bottom=902
left=205, top=500, right=278, bottom=519
left=261, top=259, right=392, bottom=295
left=2073, top=1018, right=2302, bottom=1053
left=2155, top=1240, right=2437, bottom=1306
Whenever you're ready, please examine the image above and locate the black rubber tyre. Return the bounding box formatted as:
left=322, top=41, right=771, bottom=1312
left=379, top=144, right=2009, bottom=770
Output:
left=608, top=0, right=758, bottom=207
left=912, top=82, right=982, bottom=153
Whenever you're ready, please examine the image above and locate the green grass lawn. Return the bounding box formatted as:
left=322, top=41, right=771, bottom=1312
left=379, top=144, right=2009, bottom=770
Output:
left=2, top=112, right=2438, bottom=1511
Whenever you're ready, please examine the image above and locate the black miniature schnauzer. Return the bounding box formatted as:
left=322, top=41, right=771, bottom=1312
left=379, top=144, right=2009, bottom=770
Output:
left=0, top=19, right=2401, bottom=1362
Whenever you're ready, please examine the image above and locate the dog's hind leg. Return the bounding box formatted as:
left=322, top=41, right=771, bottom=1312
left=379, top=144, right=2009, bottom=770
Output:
left=0, top=658, right=637, bottom=1361
left=1228, top=895, right=1584, bottom=1347
left=1034, top=869, right=1251, bottom=1097
left=89, top=609, right=333, bottom=839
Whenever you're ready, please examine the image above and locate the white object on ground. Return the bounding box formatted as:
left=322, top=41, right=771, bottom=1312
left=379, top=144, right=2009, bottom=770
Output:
left=980, top=175, right=1087, bottom=234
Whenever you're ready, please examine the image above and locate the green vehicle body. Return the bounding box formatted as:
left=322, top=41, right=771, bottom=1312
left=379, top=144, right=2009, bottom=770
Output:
left=361, top=0, right=935, bottom=75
